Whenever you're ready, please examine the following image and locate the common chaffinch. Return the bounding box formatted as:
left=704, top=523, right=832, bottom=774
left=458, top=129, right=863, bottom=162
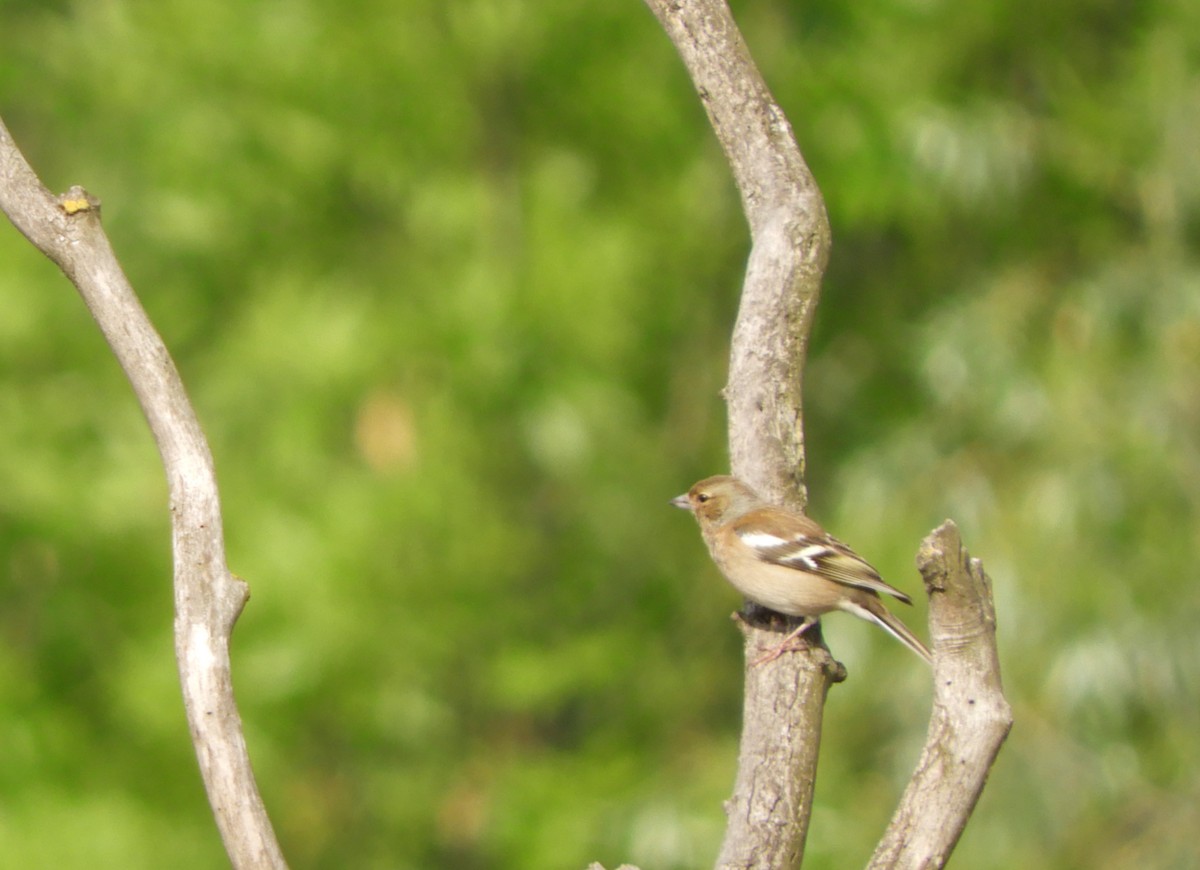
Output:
left=672, top=475, right=932, bottom=665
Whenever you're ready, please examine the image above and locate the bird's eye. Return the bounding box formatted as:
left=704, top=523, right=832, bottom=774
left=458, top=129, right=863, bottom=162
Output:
left=696, top=492, right=711, bottom=503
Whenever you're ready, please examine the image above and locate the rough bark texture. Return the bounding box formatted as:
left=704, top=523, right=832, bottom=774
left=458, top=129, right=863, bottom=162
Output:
left=719, top=621, right=845, bottom=870
left=645, top=0, right=830, bottom=510
left=868, top=522, right=1012, bottom=869
left=0, top=116, right=287, bottom=870
left=642, top=1, right=834, bottom=865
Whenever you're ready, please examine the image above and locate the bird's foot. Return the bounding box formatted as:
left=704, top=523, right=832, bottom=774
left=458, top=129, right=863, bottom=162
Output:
left=751, top=618, right=816, bottom=666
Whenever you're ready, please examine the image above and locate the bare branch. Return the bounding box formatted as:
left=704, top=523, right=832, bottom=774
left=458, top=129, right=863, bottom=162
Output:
left=643, top=0, right=830, bottom=509
left=0, top=115, right=286, bottom=869
left=643, top=1, right=834, bottom=865
left=869, top=521, right=1012, bottom=869
left=719, top=621, right=845, bottom=869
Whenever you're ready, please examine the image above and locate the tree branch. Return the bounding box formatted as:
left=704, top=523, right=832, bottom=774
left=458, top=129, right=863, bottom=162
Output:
left=643, top=0, right=830, bottom=508
left=718, top=619, right=845, bottom=869
left=0, top=115, right=286, bottom=869
left=643, top=0, right=834, bottom=865
left=869, top=521, right=1012, bottom=869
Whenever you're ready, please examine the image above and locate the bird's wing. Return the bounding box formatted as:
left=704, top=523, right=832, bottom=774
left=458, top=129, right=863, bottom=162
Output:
left=732, top=509, right=913, bottom=604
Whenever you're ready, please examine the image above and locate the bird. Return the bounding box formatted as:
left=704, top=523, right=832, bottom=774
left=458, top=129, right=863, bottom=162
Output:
left=671, top=474, right=932, bottom=665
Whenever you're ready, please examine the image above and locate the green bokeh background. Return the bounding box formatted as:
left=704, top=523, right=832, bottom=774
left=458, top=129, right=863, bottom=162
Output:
left=2, top=1, right=1198, bottom=867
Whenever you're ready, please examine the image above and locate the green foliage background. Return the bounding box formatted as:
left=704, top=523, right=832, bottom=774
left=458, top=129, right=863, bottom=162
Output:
left=2, top=0, right=1198, bottom=867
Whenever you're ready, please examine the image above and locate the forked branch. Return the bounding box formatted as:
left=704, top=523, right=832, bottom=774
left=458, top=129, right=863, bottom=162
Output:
left=642, top=3, right=1009, bottom=868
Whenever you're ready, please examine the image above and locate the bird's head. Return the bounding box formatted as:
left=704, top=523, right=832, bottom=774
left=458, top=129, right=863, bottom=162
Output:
left=670, top=475, right=761, bottom=525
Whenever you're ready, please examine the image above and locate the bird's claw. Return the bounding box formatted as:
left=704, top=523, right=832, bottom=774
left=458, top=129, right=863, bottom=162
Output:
left=750, top=618, right=816, bottom=666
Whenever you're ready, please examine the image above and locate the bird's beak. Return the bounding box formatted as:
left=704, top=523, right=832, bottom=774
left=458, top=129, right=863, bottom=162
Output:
left=669, top=493, right=692, bottom=511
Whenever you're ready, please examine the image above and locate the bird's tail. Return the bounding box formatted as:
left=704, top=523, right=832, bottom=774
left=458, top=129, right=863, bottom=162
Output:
left=841, top=598, right=933, bottom=665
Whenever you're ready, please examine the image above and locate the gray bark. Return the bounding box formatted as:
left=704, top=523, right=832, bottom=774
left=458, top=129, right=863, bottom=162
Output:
left=869, top=522, right=1012, bottom=869
left=0, top=116, right=287, bottom=870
